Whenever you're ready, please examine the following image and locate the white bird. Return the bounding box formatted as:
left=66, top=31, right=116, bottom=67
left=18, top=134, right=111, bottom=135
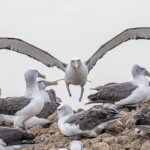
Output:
left=37, top=80, right=61, bottom=103
left=87, top=64, right=150, bottom=107
left=57, top=104, right=119, bottom=138
left=115, top=65, right=150, bottom=106
left=0, top=28, right=150, bottom=101
left=58, top=140, right=83, bottom=150
left=69, top=141, right=83, bottom=150
left=0, top=80, right=60, bottom=118
left=14, top=69, right=45, bottom=129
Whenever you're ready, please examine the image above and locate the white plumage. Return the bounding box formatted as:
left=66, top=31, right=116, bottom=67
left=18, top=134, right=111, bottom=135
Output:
left=14, top=70, right=45, bottom=129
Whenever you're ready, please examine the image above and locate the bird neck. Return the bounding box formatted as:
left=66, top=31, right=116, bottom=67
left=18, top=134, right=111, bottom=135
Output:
left=25, top=81, right=40, bottom=97
left=40, top=90, right=50, bottom=102
left=133, top=75, right=149, bottom=86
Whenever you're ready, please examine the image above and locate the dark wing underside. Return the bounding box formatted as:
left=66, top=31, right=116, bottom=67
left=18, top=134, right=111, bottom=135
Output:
left=85, top=27, right=150, bottom=72
left=0, top=97, right=59, bottom=118
left=0, top=127, right=35, bottom=145
left=0, top=38, right=67, bottom=71
left=65, top=105, right=119, bottom=130
left=88, top=82, right=137, bottom=104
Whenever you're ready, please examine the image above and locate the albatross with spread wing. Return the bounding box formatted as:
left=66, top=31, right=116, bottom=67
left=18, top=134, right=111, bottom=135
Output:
left=0, top=27, right=150, bottom=101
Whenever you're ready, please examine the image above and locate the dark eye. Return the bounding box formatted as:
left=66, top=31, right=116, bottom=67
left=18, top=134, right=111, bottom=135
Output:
left=140, top=67, right=144, bottom=70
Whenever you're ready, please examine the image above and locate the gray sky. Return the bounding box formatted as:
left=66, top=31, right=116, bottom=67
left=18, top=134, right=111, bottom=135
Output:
left=0, top=0, right=150, bottom=109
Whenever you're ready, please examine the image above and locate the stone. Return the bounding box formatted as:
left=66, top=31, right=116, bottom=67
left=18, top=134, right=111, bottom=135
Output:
left=140, top=140, right=150, bottom=150
left=91, top=142, right=110, bottom=150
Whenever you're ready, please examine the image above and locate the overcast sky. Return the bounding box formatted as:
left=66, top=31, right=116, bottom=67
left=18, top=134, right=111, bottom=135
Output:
left=0, top=0, right=150, bottom=109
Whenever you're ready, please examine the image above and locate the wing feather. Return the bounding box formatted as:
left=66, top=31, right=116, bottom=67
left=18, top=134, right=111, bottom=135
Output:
left=0, top=38, right=67, bottom=71
left=85, top=27, right=150, bottom=72
left=65, top=106, right=118, bottom=130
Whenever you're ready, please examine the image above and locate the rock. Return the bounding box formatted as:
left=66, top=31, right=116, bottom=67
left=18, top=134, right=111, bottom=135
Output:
left=129, top=139, right=142, bottom=149
left=140, top=140, right=150, bottom=150
left=110, top=144, right=123, bottom=150
left=115, top=136, right=130, bottom=145
left=91, top=142, right=110, bottom=150
left=103, top=137, right=115, bottom=145
left=82, top=139, right=92, bottom=149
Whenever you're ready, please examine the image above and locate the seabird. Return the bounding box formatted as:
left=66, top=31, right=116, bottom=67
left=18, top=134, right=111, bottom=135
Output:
left=57, top=104, right=119, bottom=138
left=13, top=69, right=45, bottom=129
left=0, top=90, right=59, bottom=119
left=87, top=64, right=150, bottom=106
left=0, top=28, right=150, bottom=101
left=58, top=140, right=83, bottom=150
left=0, top=127, right=34, bottom=145
left=69, top=141, right=83, bottom=150
left=0, top=89, right=60, bottom=127
left=133, top=106, right=150, bottom=133
left=0, top=79, right=60, bottom=119
left=38, top=80, right=61, bottom=103
left=0, top=140, right=33, bottom=150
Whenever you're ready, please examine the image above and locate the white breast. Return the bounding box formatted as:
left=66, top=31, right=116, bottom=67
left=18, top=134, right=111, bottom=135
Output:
left=65, top=63, right=88, bottom=85
left=58, top=118, right=81, bottom=136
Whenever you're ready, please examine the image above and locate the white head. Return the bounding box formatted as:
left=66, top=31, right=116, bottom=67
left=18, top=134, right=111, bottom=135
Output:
left=69, top=141, right=83, bottom=150
left=24, top=69, right=46, bottom=84
left=57, top=103, right=73, bottom=118
left=70, top=57, right=82, bottom=70
left=132, top=64, right=150, bottom=78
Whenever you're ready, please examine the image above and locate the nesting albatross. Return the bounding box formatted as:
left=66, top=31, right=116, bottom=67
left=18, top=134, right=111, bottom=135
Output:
left=87, top=64, right=150, bottom=107
left=57, top=104, right=119, bottom=138
left=0, top=28, right=150, bottom=101
left=0, top=72, right=60, bottom=128
left=133, top=106, right=150, bottom=133
left=0, top=127, right=34, bottom=145
left=0, top=78, right=60, bottom=118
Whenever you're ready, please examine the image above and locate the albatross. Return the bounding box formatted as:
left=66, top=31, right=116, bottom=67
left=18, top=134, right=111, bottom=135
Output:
left=0, top=127, right=34, bottom=145
left=87, top=64, right=150, bottom=107
left=13, top=69, right=45, bottom=129
left=69, top=141, right=83, bottom=150
left=57, top=104, right=119, bottom=138
left=38, top=80, right=61, bottom=103
left=0, top=77, right=60, bottom=118
left=0, top=27, right=150, bottom=101
left=133, top=106, right=150, bottom=133
left=0, top=80, right=60, bottom=127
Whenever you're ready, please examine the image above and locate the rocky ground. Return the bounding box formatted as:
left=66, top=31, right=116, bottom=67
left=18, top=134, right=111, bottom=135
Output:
left=19, top=103, right=150, bottom=150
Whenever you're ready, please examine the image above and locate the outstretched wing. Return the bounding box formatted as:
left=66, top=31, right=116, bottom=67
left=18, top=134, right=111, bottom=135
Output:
left=85, top=27, right=150, bottom=72
left=0, top=38, right=67, bottom=71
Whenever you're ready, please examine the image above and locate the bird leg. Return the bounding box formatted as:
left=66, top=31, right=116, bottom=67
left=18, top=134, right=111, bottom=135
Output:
left=79, top=86, right=84, bottom=102
left=66, top=84, right=72, bottom=97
